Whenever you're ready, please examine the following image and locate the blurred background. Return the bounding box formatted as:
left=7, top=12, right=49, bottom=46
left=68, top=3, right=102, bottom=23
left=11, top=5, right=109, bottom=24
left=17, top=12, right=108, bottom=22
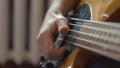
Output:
left=0, top=0, right=52, bottom=67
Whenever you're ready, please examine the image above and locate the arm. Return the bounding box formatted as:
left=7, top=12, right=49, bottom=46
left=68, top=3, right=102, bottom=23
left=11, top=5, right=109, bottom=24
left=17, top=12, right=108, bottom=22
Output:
left=37, top=0, right=79, bottom=60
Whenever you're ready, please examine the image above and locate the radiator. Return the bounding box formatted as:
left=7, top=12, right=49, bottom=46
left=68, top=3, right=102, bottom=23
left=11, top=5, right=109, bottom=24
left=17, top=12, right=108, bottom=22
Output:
left=0, top=0, right=47, bottom=67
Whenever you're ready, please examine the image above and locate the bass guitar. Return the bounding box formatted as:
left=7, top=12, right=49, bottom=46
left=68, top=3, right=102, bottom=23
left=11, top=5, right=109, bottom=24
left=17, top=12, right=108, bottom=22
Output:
left=40, top=0, right=120, bottom=68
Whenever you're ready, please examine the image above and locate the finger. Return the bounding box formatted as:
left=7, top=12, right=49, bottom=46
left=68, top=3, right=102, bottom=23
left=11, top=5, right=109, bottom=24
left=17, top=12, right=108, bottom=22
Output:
left=57, top=18, right=69, bottom=35
left=37, top=31, right=54, bottom=57
left=38, top=31, right=66, bottom=60
left=43, top=33, right=67, bottom=60
left=47, top=46, right=67, bottom=60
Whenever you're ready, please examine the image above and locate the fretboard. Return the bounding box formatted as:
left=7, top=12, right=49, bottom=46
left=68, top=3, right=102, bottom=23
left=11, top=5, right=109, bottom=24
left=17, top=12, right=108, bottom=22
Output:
left=64, top=18, right=120, bottom=61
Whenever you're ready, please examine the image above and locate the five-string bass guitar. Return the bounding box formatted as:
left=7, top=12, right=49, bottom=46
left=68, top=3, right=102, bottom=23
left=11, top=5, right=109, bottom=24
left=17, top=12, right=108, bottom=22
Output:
left=40, top=0, right=120, bottom=68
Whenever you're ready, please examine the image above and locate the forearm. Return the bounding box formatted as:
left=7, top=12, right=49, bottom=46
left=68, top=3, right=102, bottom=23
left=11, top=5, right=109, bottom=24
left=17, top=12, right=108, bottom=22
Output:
left=47, top=0, right=79, bottom=16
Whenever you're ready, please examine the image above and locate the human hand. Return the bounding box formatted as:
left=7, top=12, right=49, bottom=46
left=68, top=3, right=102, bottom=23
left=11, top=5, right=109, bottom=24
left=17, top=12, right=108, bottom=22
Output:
left=37, top=12, right=69, bottom=60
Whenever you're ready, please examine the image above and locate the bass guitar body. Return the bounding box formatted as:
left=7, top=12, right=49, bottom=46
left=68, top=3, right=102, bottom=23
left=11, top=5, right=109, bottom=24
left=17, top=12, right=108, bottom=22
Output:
left=59, top=0, right=120, bottom=68
left=40, top=0, right=120, bottom=68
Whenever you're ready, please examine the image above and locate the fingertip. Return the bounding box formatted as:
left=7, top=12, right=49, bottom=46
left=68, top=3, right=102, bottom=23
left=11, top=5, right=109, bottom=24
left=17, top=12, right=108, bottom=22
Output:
left=56, top=18, right=69, bottom=35
left=59, top=46, right=67, bottom=55
left=60, top=46, right=67, bottom=50
left=59, top=26, right=69, bottom=34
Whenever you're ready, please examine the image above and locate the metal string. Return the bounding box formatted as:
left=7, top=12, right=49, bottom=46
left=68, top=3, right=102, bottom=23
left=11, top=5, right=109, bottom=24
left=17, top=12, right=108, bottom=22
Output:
left=68, top=23, right=120, bottom=35
left=69, top=18, right=120, bottom=28
left=62, top=40, right=120, bottom=61
left=68, top=29, right=120, bottom=45
left=56, top=18, right=120, bottom=61
left=64, top=34, right=120, bottom=52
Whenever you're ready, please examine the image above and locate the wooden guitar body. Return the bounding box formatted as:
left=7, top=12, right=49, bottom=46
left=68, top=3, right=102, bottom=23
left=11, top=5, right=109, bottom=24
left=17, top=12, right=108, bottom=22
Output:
left=40, top=0, right=120, bottom=68
left=59, top=0, right=120, bottom=68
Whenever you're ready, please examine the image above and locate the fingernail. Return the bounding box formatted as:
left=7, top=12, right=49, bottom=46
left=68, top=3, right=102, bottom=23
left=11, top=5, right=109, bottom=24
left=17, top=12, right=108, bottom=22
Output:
left=59, top=26, right=69, bottom=34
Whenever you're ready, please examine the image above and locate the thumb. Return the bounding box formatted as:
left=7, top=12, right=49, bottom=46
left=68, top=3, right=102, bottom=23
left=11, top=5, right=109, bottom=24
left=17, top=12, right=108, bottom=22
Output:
left=57, top=18, right=69, bottom=35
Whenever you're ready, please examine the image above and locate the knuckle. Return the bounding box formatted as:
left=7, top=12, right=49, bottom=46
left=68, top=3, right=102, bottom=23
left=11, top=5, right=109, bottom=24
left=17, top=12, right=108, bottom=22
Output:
left=36, top=31, right=46, bottom=42
left=58, top=53, right=64, bottom=59
left=44, top=51, right=51, bottom=60
left=57, top=55, right=62, bottom=60
left=36, top=35, right=40, bottom=42
left=56, top=54, right=63, bottom=60
left=55, top=17, right=67, bottom=23
left=36, top=34, right=42, bottom=42
left=59, top=17, right=67, bottom=22
left=44, top=55, right=49, bottom=60
left=44, top=49, right=64, bottom=60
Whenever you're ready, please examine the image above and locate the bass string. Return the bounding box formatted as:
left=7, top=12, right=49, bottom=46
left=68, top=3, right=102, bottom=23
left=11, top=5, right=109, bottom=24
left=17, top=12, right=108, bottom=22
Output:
left=68, top=29, right=120, bottom=46
left=55, top=18, right=120, bottom=60
left=67, top=22, right=120, bottom=43
left=56, top=32, right=120, bottom=54
left=68, top=23, right=120, bottom=42
left=62, top=40, right=120, bottom=62
left=68, top=23, right=120, bottom=35
left=64, top=34, right=120, bottom=52
left=69, top=17, right=120, bottom=29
